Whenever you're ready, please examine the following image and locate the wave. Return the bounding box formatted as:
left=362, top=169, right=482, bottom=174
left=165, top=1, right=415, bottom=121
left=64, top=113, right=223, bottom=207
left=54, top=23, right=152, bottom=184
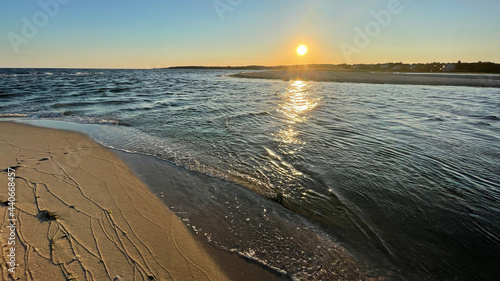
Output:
left=0, top=113, right=28, bottom=118
left=478, top=115, right=499, bottom=121
left=51, top=100, right=132, bottom=109
left=78, top=118, right=131, bottom=127
left=102, top=100, right=131, bottom=105
left=61, top=110, right=75, bottom=116
left=71, top=72, right=104, bottom=76
left=52, top=102, right=97, bottom=108
left=0, top=92, right=16, bottom=98
left=0, top=92, right=31, bottom=98
left=0, top=70, right=104, bottom=77
left=109, top=87, right=136, bottom=93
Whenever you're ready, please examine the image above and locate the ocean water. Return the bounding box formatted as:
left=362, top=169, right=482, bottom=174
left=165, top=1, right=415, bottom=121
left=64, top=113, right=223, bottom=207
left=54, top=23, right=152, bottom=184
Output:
left=1, top=68, right=499, bottom=280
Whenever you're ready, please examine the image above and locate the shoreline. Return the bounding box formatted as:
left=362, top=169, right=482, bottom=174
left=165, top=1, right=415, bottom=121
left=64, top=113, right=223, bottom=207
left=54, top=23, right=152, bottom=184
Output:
left=231, top=70, right=500, bottom=88
left=0, top=119, right=380, bottom=280
left=114, top=148, right=378, bottom=281
left=0, top=122, right=282, bottom=281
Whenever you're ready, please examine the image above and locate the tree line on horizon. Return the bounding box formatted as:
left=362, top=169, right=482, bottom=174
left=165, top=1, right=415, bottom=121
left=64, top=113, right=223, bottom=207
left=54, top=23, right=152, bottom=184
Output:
left=168, top=61, right=500, bottom=74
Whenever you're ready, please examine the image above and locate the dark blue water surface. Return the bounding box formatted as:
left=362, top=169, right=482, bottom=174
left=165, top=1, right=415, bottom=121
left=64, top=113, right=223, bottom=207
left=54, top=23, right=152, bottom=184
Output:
left=1, top=68, right=499, bottom=280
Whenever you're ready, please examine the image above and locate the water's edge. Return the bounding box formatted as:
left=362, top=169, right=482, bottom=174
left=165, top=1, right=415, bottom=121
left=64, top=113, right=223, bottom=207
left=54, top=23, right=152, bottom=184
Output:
left=7, top=119, right=383, bottom=280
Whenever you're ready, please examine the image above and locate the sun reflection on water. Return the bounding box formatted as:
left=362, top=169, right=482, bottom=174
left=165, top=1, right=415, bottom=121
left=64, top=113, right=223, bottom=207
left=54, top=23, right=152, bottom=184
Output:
left=277, top=126, right=301, bottom=145
left=277, top=80, right=319, bottom=125
left=264, top=79, right=322, bottom=200
left=275, top=80, right=320, bottom=147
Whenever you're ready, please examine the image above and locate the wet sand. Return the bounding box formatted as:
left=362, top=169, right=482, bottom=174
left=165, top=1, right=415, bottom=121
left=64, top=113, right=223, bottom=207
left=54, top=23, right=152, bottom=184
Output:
left=0, top=122, right=281, bottom=281
left=232, top=70, right=500, bottom=88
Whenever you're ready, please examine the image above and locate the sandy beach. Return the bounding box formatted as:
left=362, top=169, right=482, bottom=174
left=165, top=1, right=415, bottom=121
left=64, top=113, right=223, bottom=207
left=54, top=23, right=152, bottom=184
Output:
left=0, top=122, right=280, bottom=281
left=232, top=70, right=500, bottom=88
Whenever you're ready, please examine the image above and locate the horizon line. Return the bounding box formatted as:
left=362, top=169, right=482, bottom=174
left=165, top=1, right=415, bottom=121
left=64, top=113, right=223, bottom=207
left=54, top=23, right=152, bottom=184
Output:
left=1, top=60, right=499, bottom=70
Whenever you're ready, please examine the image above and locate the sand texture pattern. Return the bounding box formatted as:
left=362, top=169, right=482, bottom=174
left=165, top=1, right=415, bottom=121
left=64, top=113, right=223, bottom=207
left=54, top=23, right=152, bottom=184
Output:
left=0, top=122, right=229, bottom=281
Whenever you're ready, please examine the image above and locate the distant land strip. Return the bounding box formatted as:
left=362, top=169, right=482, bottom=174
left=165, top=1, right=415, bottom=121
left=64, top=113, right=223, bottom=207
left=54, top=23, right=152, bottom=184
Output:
left=167, top=61, right=500, bottom=74
left=230, top=70, right=500, bottom=88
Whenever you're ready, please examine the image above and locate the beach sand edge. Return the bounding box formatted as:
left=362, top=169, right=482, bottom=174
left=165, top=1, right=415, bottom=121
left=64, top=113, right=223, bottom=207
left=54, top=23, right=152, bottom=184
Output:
left=0, top=122, right=233, bottom=280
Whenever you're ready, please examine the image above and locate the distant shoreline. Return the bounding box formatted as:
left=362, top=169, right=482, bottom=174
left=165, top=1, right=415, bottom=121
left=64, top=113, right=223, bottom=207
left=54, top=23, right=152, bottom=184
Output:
left=167, top=61, right=500, bottom=74
left=230, top=70, right=500, bottom=88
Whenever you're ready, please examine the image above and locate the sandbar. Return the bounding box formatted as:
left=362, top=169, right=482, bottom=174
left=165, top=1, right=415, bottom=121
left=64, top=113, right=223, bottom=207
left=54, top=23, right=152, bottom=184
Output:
left=232, top=70, right=500, bottom=88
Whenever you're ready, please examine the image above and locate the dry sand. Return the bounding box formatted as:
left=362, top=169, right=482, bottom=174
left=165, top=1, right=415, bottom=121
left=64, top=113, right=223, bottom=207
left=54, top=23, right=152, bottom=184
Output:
left=0, top=122, right=279, bottom=281
left=232, top=70, right=500, bottom=88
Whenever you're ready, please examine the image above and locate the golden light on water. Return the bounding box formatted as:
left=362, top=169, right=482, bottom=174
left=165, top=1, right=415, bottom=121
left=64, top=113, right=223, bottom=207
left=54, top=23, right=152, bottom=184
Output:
left=278, top=80, right=319, bottom=124
left=275, top=80, right=320, bottom=148
left=297, top=45, right=308, bottom=56
left=277, top=126, right=302, bottom=145
left=264, top=80, right=320, bottom=193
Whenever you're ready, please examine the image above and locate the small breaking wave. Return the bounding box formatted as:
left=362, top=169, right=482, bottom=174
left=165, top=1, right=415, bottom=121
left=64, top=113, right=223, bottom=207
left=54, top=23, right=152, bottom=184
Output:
left=0, top=113, right=29, bottom=118
left=71, top=71, right=104, bottom=76
left=75, top=117, right=131, bottom=127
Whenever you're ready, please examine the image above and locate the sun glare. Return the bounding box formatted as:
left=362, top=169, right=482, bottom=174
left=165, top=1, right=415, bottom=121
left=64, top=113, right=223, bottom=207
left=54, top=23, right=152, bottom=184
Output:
left=297, top=45, right=308, bottom=56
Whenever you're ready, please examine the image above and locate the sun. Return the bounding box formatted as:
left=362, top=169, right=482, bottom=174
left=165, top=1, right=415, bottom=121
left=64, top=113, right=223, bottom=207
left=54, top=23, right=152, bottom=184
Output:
left=297, top=45, right=308, bottom=56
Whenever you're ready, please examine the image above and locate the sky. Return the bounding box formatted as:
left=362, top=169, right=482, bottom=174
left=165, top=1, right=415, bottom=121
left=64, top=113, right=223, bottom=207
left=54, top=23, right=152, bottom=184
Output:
left=1, top=0, right=499, bottom=68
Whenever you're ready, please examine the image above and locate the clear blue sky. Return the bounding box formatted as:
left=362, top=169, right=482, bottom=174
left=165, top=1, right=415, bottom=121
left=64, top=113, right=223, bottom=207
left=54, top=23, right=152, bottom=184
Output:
left=1, top=0, right=499, bottom=68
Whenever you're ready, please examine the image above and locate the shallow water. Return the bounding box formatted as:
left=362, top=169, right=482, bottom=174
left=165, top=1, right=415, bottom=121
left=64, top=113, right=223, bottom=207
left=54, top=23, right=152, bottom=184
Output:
left=1, top=68, right=499, bottom=280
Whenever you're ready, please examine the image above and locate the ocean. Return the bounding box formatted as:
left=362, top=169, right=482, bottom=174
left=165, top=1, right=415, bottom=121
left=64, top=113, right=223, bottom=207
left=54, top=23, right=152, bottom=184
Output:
left=1, top=68, right=499, bottom=280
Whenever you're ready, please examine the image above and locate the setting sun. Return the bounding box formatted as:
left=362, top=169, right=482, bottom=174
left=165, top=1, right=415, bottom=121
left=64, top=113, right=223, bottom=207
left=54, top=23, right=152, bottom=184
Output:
left=297, top=45, right=308, bottom=56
